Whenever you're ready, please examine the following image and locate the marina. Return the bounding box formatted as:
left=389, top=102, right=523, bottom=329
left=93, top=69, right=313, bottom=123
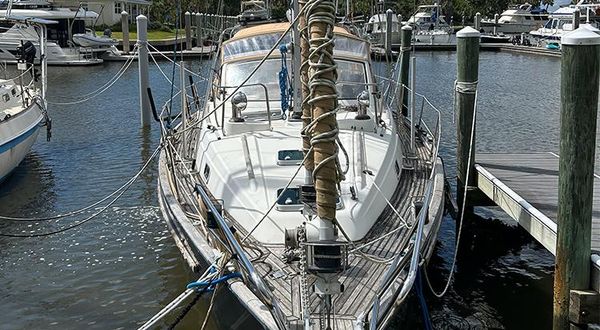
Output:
left=0, top=0, right=599, bottom=329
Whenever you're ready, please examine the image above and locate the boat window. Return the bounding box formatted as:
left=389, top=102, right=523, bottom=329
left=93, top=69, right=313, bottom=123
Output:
left=223, top=59, right=284, bottom=100
left=2, top=94, right=9, bottom=102
left=223, top=32, right=369, bottom=61
left=203, top=164, right=211, bottom=181
left=337, top=60, right=367, bottom=100
left=223, top=33, right=292, bottom=61
left=223, top=58, right=367, bottom=101
left=525, top=16, right=531, bottom=20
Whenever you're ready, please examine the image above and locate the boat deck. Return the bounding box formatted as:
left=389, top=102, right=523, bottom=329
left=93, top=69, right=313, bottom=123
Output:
left=214, top=118, right=440, bottom=326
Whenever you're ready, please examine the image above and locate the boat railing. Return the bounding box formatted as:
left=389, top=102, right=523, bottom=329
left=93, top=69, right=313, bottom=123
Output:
left=359, top=77, right=442, bottom=327
left=161, top=133, right=288, bottom=329
left=215, top=82, right=273, bottom=132
left=193, top=183, right=289, bottom=329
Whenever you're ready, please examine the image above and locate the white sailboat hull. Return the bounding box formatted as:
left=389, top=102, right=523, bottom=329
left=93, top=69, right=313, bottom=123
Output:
left=0, top=102, right=43, bottom=182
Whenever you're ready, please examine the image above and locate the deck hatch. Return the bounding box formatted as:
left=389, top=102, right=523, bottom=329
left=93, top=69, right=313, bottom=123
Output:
left=277, top=150, right=303, bottom=166
left=276, top=187, right=343, bottom=212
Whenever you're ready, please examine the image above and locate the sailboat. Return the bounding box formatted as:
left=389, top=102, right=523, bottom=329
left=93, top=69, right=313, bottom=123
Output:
left=0, top=15, right=50, bottom=183
left=157, top=1, right=445, bottom=328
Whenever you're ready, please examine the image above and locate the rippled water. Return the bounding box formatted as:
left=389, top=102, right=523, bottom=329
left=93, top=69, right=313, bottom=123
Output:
left=0, top=51, right=567, bottom=329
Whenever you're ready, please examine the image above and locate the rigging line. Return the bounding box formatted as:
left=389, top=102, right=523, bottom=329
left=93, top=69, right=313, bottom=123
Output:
left=168, top=0, right=182, bottom=118
left=424, top=89, right=478, bottom=298
left=343, top=157, right=415, bottom=256
left=168, top=6, right=309, bottom=138
left=335, top=218, right=395, bottom=264
left=240, top=146, right=314, bottom=245
left=0, top=146, right=161, bottom=226
left=138, top=261, right=220, bottom=330
left=51, top=45, right=139, bottom=101
left=46, top=51, right=138, bottom=105
left=147, top=43, right=209, bottom=81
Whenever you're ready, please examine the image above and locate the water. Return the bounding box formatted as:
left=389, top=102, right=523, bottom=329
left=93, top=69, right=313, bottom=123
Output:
left=0, top=51, right=567, bottom=329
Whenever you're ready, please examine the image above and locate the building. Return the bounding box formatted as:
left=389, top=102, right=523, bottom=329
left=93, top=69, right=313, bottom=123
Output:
left=52, top=0, right=152, bottom=26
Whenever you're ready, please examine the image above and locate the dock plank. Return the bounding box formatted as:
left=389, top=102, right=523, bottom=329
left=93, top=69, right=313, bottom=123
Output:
left=475, top=152, right=600, bottom=283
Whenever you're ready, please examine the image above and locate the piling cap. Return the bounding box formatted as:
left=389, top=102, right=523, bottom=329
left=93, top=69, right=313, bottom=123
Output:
left=185, top=11, right=191, bottom=15
left=386, top=9, right=393, bottom=14
left=121, top=10, right=128, bottom=15
left=457, top=26, right=480, bottom=38
left=401, top=25, right=413, bottom=31
left=562, top=27, right=600, bottom=46
left=581, top=23, right=600, bottom=33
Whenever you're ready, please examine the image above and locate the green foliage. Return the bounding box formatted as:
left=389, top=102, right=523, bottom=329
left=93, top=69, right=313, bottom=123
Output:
left=148, top=0, right=567, bottom=25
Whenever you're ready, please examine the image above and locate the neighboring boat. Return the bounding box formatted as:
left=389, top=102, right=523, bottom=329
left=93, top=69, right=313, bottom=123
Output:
left=364, top=12, right=401, bottom=46
left=0, top=0, right=104, bottom=65
left=530, top=1, right=600, bottom=41
left=72, top=28, right=118, bottom=48
left=406, top=4, right=455, bottom=45
left=480, top=33, right=511, bottom=43
left=481, top=3, right=548, bottom=34
left=0, top=17, right=50, bottom=183
left=158, top=11, right=445, bottom=330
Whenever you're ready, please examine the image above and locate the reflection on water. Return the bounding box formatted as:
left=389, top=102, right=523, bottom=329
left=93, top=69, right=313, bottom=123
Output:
left=0, top=52, right=563, bottom=329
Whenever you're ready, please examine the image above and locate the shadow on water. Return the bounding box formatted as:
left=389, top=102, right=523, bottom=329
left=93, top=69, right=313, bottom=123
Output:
left=390, top=210, right=554, bottom=330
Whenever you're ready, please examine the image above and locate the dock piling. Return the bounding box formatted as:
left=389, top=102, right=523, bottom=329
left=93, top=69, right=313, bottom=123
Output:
left=197, top=13, right=203, bottom=46
left=399, top=25, right=412, bottom=117
left=493, top=14, right=498, bottom=35
left=185, top=11, right=192, bottom=50
left=137, top=15, right=151, bottom=127
left=573, top=9, right=581, bottom=30
left=455, top=27, right=480, bottom=208
left=553, top=28, right=600, bottom=330
left=121, top=11, right=129, bottom=55
left=385, top=9, right=393, bottom=56
left=474, top=12, right=481, bottom=31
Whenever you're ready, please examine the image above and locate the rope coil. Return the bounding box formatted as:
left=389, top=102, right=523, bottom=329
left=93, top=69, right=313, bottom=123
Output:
left=455, top=80, right=478, bottom=94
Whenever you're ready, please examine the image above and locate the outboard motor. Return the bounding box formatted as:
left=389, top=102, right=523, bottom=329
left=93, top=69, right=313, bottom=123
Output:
left=16, top=41, right=37, bottom=80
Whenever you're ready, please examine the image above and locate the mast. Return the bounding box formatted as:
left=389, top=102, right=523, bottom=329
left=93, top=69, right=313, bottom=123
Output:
left=300, top=0, right=313, bottom=184
left=307, top=0, right=339, bottom=235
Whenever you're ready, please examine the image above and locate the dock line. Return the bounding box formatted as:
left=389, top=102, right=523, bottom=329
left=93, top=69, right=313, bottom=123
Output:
left=0, top=145, right=161, bottom=236
left=47, top=45, right=139, bottom=106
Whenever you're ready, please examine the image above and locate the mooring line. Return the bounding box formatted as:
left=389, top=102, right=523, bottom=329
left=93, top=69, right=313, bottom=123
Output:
left=0, top=145, right=161, bottom=236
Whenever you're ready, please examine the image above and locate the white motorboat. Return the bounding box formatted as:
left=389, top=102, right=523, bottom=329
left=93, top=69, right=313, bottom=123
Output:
left=0, top=0, right=104, bottom=65
left=365, top=12, right=401, bottom=46
left=407, top=4, right=455, bottom=45
left=530, top=1, right=600, bottom=41
left=157, top=14, right=445, bottom=329
left=0, top=17, right=50, bottom=183
left=481, top=3, right=549, bottom=34
left=72, top=28, right=118, bottom=47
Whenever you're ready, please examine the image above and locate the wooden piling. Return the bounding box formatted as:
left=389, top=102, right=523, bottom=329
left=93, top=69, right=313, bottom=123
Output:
left=137, top=15, right=151, bottom=127
left=474, top=12, right=481, bottom=31
left=573, top=9, right=581, bottom=30
left=399, top=25, right=412, bottom=117
left=197, top=13, right=203, bottom=46
left=553, top=28, right=600, bottom=330
left=185, top=11, right=192, bottom=50
left=455, top=27, right=480, bottom=205
left=385, top=9, right=393, bottom=56
left=493, top=13, right=499, bottom=35
left=121, top=11, right=129, bottom=55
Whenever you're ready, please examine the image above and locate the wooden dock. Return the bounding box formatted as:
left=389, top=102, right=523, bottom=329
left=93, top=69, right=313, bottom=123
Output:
left=474, top=152, right=600, bottom=292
